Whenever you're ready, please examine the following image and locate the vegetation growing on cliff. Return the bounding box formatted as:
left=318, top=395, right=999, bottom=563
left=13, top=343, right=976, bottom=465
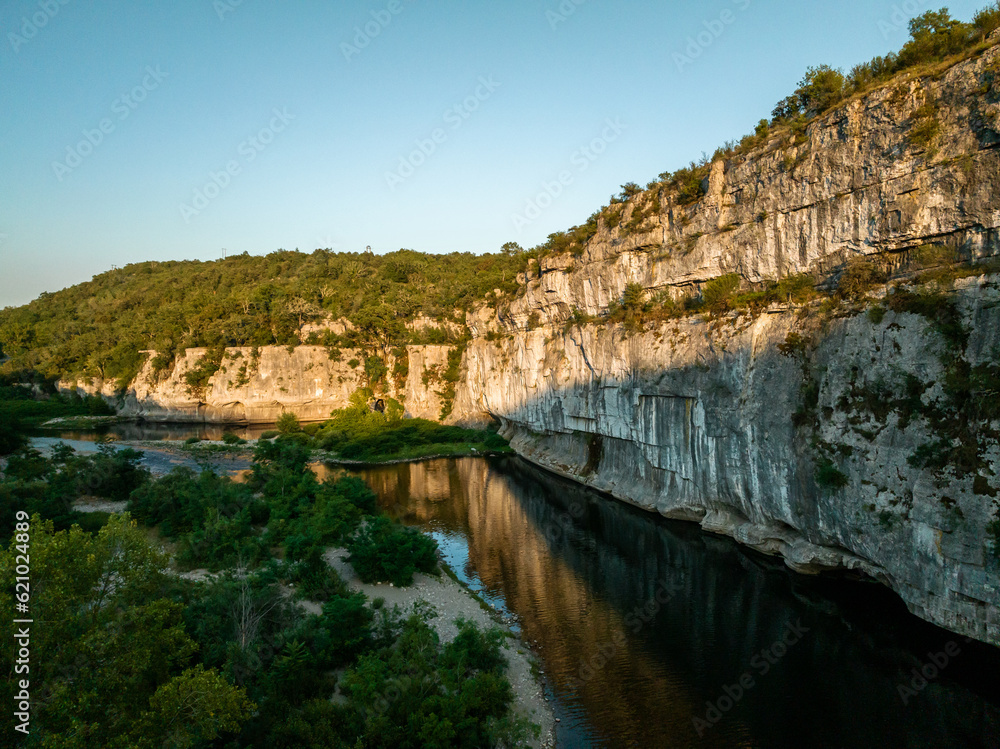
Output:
left=0, top=248, right=527, bottom=387
left=778, top=251, right=1000, bottom=530
left=527, top=3, right=1000, bottom=261
left=305, top=389, right=511, bottom=462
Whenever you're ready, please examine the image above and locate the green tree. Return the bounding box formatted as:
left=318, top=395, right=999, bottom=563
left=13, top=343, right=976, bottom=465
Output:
left=276, top=412, right=301, bottom=434
left=0, top=515, right=253, bottom=746
left=898, top=8, right=971, bottom=66
left=621, top=283, right=646, bottom=312
left=794, top=65, right=845, bottom=114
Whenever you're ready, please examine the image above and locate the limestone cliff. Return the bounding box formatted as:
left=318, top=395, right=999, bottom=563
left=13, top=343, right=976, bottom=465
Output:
left=66, top=44, right=1000, bottom=645
left=66, top=344, right=454, bottom=423
left=450, top=45, right=1000, bottom=646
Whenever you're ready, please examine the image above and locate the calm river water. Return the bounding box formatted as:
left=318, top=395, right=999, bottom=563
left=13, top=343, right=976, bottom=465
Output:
left=348, top=457, right=1000, bottom=749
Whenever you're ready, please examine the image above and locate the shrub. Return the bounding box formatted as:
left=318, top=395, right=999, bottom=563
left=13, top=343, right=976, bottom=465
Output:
left=276, top=412, right=301, bottom=434
left=0, top=417, right=27, bottom=455
left=816, top=458, right=849, bottom=489
left=897, top=9, right=973, bottom=68
left=794, top=65, right=845, bottom=114
left=222, top=432, right=246, bottom=445
left=347, top=516, right=438, bottom=587
left=663, top=161, right=710, bottom=205
left=911, top=243, right=957, bottom=269
left=702, top=273, right=741, bottom=310
left=837, top=257, right=885, bottom=300
left=618, top=182, right=642, bottom=201
left=621, top=283, right=646, bottom=312
left=364, top=355, right=388, bottom=386
left=974, top=1, right=1000, bottom=39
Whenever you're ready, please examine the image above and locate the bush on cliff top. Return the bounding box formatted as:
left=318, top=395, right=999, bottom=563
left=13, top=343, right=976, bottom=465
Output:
left=531, top=4, right=1000, bottom=264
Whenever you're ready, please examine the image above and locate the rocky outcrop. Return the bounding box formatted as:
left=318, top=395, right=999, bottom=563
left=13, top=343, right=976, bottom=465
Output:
left=455, top=276, right=1000, bottom=645
left=64, top=344, right=454, bottom=424
left=488, top=42, right=1000, bottom=333
left=452, top=46, right=1000, bottom=646
left=66, top=46, right=1000, bottom=645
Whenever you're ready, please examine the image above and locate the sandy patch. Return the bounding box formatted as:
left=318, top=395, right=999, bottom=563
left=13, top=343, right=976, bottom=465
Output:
left=326, top=548, right=555, bottom=748
left=71, top=497, right=128, bottom=514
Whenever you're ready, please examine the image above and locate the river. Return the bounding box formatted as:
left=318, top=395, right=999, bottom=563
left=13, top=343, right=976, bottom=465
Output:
left=349, top=457, right=1000, bottom=748
left=36, top=427, right=1000, bottom=747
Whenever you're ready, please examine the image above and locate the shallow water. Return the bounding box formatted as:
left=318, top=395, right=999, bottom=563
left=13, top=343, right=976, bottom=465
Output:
left=36, top=421, right=273, bottom=442
left=349, top=456, right=1000, bottom=749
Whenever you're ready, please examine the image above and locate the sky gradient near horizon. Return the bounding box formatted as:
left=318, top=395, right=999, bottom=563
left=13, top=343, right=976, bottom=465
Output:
left=0, top=0, right=987, bottom=308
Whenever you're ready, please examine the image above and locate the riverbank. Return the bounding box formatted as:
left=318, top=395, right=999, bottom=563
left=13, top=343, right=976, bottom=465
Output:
left=119, top=437, right=509, bottom=469
left=49, top=437, right=554, bottom=746
left=325, top=548, right=555, bottom=748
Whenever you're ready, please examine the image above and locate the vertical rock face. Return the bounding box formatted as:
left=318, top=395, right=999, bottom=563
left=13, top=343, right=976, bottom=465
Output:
left=404, top=345, right=453, bottom=421
left=488, top=43, right=1000, bottom=333
left=453, top=47, right=1000, bottom=646
left=63, top=46, right=1000, bottom=644
left=65, top=343, right=456, bottom=424
left=455, top=282, right=1000, bottom=645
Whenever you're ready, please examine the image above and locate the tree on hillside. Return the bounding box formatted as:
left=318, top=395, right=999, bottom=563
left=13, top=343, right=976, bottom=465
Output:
left=0, top=515, right=253, bottom=746
left=794, top=65, right=845, bottom=115
left=898, top=8, right=971, bottom=66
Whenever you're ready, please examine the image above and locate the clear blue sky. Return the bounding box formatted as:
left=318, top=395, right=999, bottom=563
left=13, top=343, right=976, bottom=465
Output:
left=0, top=0, right=986, bottom=308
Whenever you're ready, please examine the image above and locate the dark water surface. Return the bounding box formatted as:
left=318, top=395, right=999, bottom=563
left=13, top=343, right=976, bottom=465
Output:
left=347, top=457, right=1000, bottom=749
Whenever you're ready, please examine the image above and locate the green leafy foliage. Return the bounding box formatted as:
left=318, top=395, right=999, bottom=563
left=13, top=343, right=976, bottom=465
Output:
left=0, top=383, right=113, bottom=430
left=276, top=411, right=301, bottom=434
left=347, top=516, right=439, bottom=586
left=0, top=515, right=254, bottom=747
left=838, top=257, right=888, bottom=300
left=311, top=389, right=509, bottom=461
left=702, top=273, right=742, bottom=310
left=339, top=610, right=533, bottom=749
left=0, top=248, right=526, bottom=386
left=1, top=440, right=533, bottom=747
left=815, top=458, right=850, bottom=490
left=0, top=441, right=150, bottom=541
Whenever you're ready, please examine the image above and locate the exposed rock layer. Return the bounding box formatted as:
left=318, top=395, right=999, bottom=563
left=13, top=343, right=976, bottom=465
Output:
left=67, top=47, right=1000, bottom=644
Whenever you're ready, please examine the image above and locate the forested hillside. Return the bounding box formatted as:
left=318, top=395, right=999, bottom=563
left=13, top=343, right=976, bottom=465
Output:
left=0, top=249, right=526, bottom=387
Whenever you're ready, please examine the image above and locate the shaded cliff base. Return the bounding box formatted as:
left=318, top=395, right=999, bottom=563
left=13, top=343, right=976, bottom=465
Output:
left=463, top=271, right=1000, bottom=647
left=504, top=424, right=999, bottom=651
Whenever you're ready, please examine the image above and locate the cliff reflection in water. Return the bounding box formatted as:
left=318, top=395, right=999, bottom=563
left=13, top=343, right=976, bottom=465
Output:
left=352, top=457, right=1000, bottom=749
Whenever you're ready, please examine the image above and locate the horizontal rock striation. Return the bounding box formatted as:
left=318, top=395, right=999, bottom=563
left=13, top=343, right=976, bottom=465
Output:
left=64, top=344, right=454, bottom=424
left=454, top=47, right=1000, bottom=645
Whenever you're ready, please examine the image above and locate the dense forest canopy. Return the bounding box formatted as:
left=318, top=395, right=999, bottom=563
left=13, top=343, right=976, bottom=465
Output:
left=0, top=248, right=527, bottom=387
